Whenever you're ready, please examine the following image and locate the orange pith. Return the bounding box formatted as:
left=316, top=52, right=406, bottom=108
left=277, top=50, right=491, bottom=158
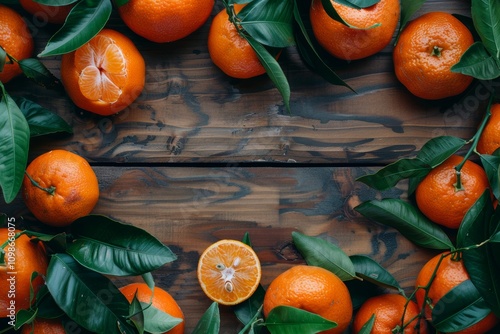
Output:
left=61, top=28, right=145, bottom=116
left=197, top=239, right=261, bottom=305
left=310, top=0, right=400, bottom=60
left=477, top=103, right=500, bottom=155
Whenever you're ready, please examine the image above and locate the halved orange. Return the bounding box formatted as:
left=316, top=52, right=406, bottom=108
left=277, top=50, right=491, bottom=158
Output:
left=197, top=239, right=261, bottom=305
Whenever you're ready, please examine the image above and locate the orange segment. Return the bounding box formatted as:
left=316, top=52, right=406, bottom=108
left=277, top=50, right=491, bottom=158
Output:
left=197, top=239, right=261, bottom=305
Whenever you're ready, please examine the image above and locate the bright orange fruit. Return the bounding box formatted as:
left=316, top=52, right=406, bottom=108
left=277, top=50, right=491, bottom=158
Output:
left=19, top=0, right=73, bottom=24
left=477, top=103, right=500, bottom=155
left=21, top=317, right=66, bottom=334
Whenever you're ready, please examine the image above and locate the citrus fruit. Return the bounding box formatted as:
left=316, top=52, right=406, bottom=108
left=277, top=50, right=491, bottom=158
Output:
left=353, top=293, right=428, bottom=334
left=120, top=283, right=185, bottom=334
left=19, top=0, right=73, bottom=24
left=197, top=239, right=261, bottom=305
left=415, top=155, right=489, bottom=229
left=208, top=4, right=275, bottom=79
left=263, top=265, right=352, bottom=334
left=0, top=4, right=34, bottom=83
left=22, top=149, right=99, bottom=227
left=416, top=252, right=499, bottom=333
left=117, top=0, right=214, bottom=43
left=309, top=0, right=400, bottom=61
left=21, top=317, right=66, bottom=334
left=393, top=11, right=474, bottom=100
left=477, top=103, right=500, bottom=155
left=0, top=229, right=48, bottom=318
left=60, top=28, right=145, bottom=116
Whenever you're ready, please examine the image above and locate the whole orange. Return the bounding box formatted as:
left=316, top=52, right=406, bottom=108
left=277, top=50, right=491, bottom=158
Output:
left=393, top=12, right=474, bottom=100
left=22, top=149, right=99, bottom=227
left=263, top=265, right=352, bottom=334
left=117, top=0, right=214, bottom=43
left=0, top=4, right=34, bottom=83
left=19, top=0, right=73, bottom=24
left=415, top=155, right=489, bottom=229
left=60, top=28, right=145, bottom=116
left=477, top=103, right=500, bottom=155
left=309, top=0, right=400, bottom=61
left=208, top=4, right=274, bottom=79
left=120, top=283, right=185, bottom=334
left=416, top=252, right=498, bottom=333
left=21, top=317, right=66, bottom=334
left=353, top=293, right=428, bottom=334
left=0, top=229, right=48, bottom=318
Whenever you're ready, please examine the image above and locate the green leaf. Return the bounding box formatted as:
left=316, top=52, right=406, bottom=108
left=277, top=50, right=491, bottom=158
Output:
left=432, top=280, right=492, bottom=332
left=38, top=0, right=112, bottom=57
left=293, top=1, right=352, bottom=90
left=321, top=0, right=379, bottom=28
left=46, top=253, right=136, bottom=334
left=238, top=0, right=295, bottom=48
left=14, top=309, right=37, bottom=330
left=27, top=231, right=68, bottom=253
left=243, top=34, right=291, bottom=113
left=490, top=231, right=500, bottom=242
left=192, top=302, right=220, bottom=334
left=356, top=158, right=431, bottom=191
left=0, top=85, right=30, bottom=203
left=358, top=314, right=375, bottom=334
left=18, top=58, right=62, bottom=89
left=457, top=191, right=493, bottom=248
left=452, top=42, right=500, bottom=80
left=33, top=285, right=65, bottom=319
left=343, top=0, right=380, bottom=7
left=13, top=96, right=73, bottom=137
left=114, top=0, right=129, bottom=6
left=129, top=294, right=145, bottom=334
left=66, top=215, right=177, bottom=276
left=350, top=254, right=402, bottom=292
left=142, top=272, right=155, bottom=291
left=480, top=154, right=500, bottom=200
left=471, top=0, right=500, bottom=60
left=265, top=306, right=337, bottom=333
left=397, top=0, right=427, bottom=42
left=292, top=231, right=356, bottom=281
left=138, top=301, right=183, bottom=334
left=416, top=136, right=466, bottom=168
left=355, top=199, right=454, bottom=250
left=0, top=47, right=6, bottom=73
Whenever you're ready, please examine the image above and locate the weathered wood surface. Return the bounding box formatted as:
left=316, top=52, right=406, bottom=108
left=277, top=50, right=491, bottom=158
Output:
left=5, top=166, right=438, bottom=332
left=6, top=0, right=487, bottom=164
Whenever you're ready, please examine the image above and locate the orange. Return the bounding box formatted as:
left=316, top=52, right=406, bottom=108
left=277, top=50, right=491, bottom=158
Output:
left=353, top=293, right=428, bottom=334
left=22, top=149, right=99, bottom=227
left=263, top=265, right=352, bottom=334
left=117, top=0, right=214, bottom=43
left=21, top=317, right=66, bottom=334
left=0, top=229, right=48, bottom=318
left=19, top=0, right=73, bottom=24
left=208, top=4, right=274, bottom=79
left=415, top=155, right=490, bottom=229
left=197, top=239, right=261, bottom=305
left=393, top=12, right=474, bottom=100
left=415, top=252, right=499, bottom=333
left=60, top=28, right=145, bottom=116
left=309, top=0, right=400, bottom=61
left=477, top=103, right=500, bottom=155
left=119, top=283, right=185, bottom=334
left=0, top=4, right=34, bottom=83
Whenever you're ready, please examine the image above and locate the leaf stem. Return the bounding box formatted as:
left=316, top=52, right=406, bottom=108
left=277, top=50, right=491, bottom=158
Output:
left=24, top=171, right=56, bottom=195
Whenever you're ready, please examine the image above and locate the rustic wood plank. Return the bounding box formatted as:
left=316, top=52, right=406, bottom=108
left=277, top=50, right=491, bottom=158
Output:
left=4, top=0, right=488, bottom=165
left=4, top=166, right=440, bottom=331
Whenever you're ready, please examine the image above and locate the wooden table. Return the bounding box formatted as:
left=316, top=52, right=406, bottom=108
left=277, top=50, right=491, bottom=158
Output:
left=2, top=0, right=492, bottom=332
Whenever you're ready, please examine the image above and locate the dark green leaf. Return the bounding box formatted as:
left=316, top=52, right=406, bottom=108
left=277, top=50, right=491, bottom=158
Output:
left=243, top=34, right=291, bottom=113
left=18, top=58, right=62, bottom=89
left=27, top=231, right=68, bottom=253
left=471, top=0, right=500, bottom=60
left=416, top=136, right=466, bottom=168
left=397, top=0, right=427, bottom=42
left=139, top=301, right=183, bottom=334
left=35, top=0, right=79, bottom=5
left=293, top=1, right=352, bottom=90
left=129, top=294, right=145, bottom=334
left=13, top=96, right=72, bottom=137
left=490, top=231, right=500, bottom=242
left=358, top=314, right=375, bottom=334
left=142, top=272, right=155, bottom=291
left=38, top=0, right=112, bottom=56
left=114, top=0, right=129, bottom=6
left=33, top=285, right=65, bottom=319
left=233, top=285, right=265, bottom=330
left=356, top=158, right=431, bottom=191
left=265, top=306, right=337, bottom=333
left=46, top=254, right=135, bottom=334
left=452, top=42, right=500, bottom=80
left=242, top=232, right=252, bottom=247
left=457, top=191, right=493, bottom=248
left=14, top=309, right=37, bottom=330
left=355, top=199, right=454, bottom=250
left=292, top=231, right=356, bottom=281
left=480, top=154, right=500, bottom=200
left=0, top=85, right=30, bottom=203
left=192, top=302, right=220, bottom=334
left=432, top=280, right=492, bottom=332
left=67, top=215, right=177, bottom=276
left=350, top=255, right=402, bottom=291
left=321, top=0, right=353, bottom=26
left=0, top=47, right=6, bottom=73
left=238, top=0, right=295, bottom=48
